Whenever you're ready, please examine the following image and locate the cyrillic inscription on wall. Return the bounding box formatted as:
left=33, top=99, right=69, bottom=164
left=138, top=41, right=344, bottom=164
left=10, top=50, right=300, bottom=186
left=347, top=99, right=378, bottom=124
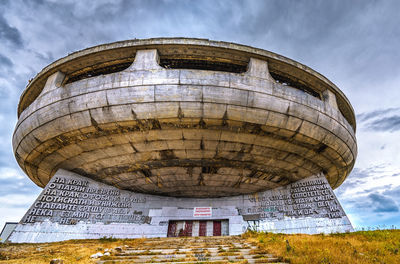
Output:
left=22, top=175, right=149, bottom=225
left=242, top=175, right=344, bottom=220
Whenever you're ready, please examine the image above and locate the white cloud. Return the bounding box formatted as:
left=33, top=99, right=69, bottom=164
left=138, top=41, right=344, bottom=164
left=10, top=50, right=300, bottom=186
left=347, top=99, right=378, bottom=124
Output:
left=0, top=167, right=24, bottom=180
left=0, top=206, right=28, bottom=231
left=0, top=194, right=38, bottom=207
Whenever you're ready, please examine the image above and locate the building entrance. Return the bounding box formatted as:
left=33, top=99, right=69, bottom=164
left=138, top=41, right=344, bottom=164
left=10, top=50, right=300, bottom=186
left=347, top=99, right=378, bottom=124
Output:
left=167, top=220, right=228, bottom=237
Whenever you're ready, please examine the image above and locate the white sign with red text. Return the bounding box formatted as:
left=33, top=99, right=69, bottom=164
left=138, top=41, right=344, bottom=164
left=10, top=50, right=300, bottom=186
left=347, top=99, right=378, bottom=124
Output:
left=193, top=207, right=212, bottom=217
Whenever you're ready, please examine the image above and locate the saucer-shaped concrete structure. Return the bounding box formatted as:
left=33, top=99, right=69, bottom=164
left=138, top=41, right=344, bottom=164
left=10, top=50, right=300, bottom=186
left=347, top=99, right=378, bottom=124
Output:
left=13, top=38, right=356, bottom=198
left=10, top=38, right=356, bottom=242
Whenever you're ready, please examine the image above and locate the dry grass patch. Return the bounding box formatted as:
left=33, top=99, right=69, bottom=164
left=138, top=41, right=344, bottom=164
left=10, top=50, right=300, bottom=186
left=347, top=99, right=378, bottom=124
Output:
left=243, top=229, right=400, bottom=264
left=0, top=237, right=146, bottom=264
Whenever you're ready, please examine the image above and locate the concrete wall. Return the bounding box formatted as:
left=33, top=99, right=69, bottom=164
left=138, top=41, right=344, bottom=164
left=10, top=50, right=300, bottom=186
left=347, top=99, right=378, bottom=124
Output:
left=0, top=222, right=17, bottom=243
left=9, top=169, right=353, bottom=243
left=13, top=49, right=357, bottom=198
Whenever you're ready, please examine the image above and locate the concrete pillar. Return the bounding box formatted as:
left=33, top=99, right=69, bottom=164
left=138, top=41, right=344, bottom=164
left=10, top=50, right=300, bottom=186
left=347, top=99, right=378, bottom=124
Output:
left=221, top=220, right=229, bottom=236
left=323, top=89, right=338, bottom=109
left=176, top=221, right=184, bottom=236
left=206, top=221, right=213, bottom=236
left=192, top=221, right=199, bottom=236
left=246, top=57, right=274, bottom=81
left=40, top=71, right=65, bottom=95
left=129, top=49, right=163, bottom=71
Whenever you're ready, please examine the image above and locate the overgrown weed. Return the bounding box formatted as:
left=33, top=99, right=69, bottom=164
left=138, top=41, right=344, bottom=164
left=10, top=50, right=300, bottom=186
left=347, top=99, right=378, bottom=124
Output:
left=243, top=229, right=400, bottom=264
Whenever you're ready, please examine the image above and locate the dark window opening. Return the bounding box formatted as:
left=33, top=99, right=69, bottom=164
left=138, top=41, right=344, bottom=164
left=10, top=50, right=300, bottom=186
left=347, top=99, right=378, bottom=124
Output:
left=140, top=169, right=152, bottom=178
left=315, top=143, right=328, bottom=153
left=270, top=72, right=321, bottom=99
left=160, top=59, right=247, bottom=73
left=66, top=62, right=133, bottom=84
left=202, top=166, right=218, bottom=174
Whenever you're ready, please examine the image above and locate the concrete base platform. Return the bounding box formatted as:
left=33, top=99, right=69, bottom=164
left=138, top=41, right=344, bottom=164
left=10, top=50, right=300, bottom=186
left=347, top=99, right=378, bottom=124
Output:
left=9, top=169, right=353, bottom=243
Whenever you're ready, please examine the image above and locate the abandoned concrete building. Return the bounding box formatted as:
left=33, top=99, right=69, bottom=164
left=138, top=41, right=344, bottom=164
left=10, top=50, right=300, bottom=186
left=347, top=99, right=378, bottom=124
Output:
left=9, top=38, right=356, bottom=242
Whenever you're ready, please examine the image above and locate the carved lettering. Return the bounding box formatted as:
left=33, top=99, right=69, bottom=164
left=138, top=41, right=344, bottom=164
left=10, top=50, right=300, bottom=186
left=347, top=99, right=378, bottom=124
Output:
left=243, top=176, right=345, bottom=220
left=22, top=175, right=148, bottom=225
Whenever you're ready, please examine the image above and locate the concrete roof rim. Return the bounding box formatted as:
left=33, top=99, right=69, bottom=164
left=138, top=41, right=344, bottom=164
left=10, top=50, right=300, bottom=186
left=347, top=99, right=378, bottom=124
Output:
left=17, top=37, right=355, bottom=129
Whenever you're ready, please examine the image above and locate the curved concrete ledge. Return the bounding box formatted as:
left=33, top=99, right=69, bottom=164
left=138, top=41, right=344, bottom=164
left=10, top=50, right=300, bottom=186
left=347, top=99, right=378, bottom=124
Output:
left=17, top=38, right=356, bottom=131
left=13, top=49, right=357, bottom=197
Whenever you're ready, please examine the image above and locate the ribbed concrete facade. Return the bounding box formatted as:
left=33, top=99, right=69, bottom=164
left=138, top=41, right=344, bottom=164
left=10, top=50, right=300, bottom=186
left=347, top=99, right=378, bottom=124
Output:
left=14, top=38, right=356, bottom=197
left=10, top=38, right=356, bottom=241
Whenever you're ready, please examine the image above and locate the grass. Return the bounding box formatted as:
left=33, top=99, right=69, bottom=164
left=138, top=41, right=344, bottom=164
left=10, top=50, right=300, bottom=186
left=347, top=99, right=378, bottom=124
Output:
left=243, top=229, right=400, bottom=264
left=1, top=230, right=399, bottom=263
left=0, top=238, right=146, bottom=264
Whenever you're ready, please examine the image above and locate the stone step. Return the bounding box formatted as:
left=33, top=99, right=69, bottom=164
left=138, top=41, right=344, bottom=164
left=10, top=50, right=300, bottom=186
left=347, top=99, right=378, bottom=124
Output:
left=95, top=237, right=286, bottom=264
left=119, top=247, right=256, bottom=255
left=99, top=260, right=232, bottom=264
left=140, top=239, right=240, bottom=244
left=135, top=254, right=187, bottom=259
left=243, top=254, right=275, bottom=258
left=101, top=255, right=281, bottom=263
left=248, top=258, right=282, bottom=263
left=124, top=244, right=252, bottom=249
left=124, top=245, right=256, bottom=249
left=112, top=252, right=275, bottom=258
left=114, top=252, right=243, bottom=257
left=99, top=260, right=285, bottom=264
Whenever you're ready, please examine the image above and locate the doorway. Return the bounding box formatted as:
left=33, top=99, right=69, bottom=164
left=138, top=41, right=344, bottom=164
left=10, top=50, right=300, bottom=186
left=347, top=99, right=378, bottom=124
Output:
left=167, top=220, right=228, bottom=237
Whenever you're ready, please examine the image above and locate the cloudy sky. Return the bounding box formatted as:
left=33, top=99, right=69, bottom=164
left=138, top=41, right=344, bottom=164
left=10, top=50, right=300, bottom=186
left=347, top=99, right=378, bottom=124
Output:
left=1, top=0, right=400, bottom=230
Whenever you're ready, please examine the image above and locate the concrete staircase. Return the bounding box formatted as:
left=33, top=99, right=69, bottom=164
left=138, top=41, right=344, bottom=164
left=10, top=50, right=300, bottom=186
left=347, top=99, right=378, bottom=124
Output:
left=97, top=236, right=287, bottom=264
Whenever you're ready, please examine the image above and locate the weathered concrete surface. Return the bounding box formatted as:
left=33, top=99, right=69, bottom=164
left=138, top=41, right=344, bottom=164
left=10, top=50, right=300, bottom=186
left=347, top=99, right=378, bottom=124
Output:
left=17, top=38, right=356, bottom=130
left=0, top=222, right=17, bottom=243
left=13, top=44, right=357, bottom=197
left=8, top=169, right=352, bottom=243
